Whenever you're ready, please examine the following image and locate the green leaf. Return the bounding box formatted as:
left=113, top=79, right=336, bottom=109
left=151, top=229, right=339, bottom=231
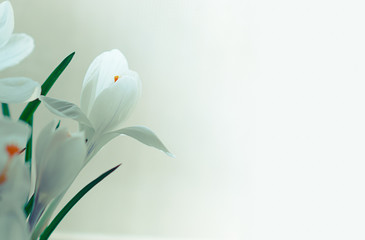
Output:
left=55, top=120, right=61, bottom=129
left=24, top=116, right=34, bottom=216
left=19, top=52, right=75, bottom=124
left=25, top=116, right=33, bottom=163
left=39, top=164, right=121, bottom=240
left=1, top=103, right=10, bottom=117
left=24, top=194, right=34, bottom=217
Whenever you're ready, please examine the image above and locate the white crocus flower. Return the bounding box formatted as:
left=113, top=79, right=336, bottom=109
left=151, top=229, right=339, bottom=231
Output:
left=0, top=118, right=31, bottom=205
left=0, top=1, right=33, bottom=70
left=41, top=49, right=173, bottom=163
left=0, top=118, right=31, bottom=240
left=28, top=120, right=86, bottom=229
left=0, top=1, right=40, bottom=103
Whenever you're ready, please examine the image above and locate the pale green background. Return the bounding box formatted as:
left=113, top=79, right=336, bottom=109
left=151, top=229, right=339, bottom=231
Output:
left=4, top=0, right=251, bottom=239
left=6, top=0, right=365, bottom=239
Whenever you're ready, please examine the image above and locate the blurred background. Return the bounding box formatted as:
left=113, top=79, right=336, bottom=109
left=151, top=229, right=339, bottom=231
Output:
left=4, top=0, right=365, bottom=239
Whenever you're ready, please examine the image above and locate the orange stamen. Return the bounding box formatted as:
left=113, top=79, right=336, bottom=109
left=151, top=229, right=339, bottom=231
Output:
left=0, top=174, right=6, bottom=184
left=114, top=75, right=119, bottom=82
left=0, top=158, right=11, bottom=184
left=6, top=144, right=20, bottom=157
left=0, top=144, right=21, bottom=184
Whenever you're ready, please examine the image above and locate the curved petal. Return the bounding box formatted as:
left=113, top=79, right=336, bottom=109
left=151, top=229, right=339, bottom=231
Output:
left=0, top=206, right=30, bottom=240
left=36, top=132, right=86, bottom=203
left=0, top=118, right=31, bottom=163
left=0, top=157, right=30, bottom=206
left=0, top=33, right=34, bottom=71
left=79, top=123, right=95, bottom=143
left=80, top=49, right=129, bottom=116
left=0, top=118, right=31, bottom=146
left=0, top=1, right=14, bottom=48
left=93, top=126, right=174, bottom=158
left=35, top=120, right=57, bottom=171
left=32, top=124, right=85, bottom=229
left=40, top=96, right=93, bottom=128
left=88, top=73, right=141, bottom=134
left=0, top=77, right=40, bottom=103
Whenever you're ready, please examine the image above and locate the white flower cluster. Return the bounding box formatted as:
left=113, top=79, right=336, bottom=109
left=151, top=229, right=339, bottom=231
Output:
left=0, top=2, right=172, bottom=239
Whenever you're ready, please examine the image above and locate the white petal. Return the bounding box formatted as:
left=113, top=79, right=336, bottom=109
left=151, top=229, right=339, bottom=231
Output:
left=80, top=49, right=129, bottom=116
left=32, top=124, right=85, bottom=228
left=40, top=96, right=93, bottom=128
left=0, top=77, right=40, bottom=103
left=88, top=73, right=141, bottom=134
left=0, top=157, right=30, bottom=206
left=35, top=120, right=57, bottom=171
left=94, top=126, right=174, bottom=158
left=0, top=1, right=14, bottom=48
left=0, top=118, right=31, bottom=162
left=0, top=33, right=34, bottom=71
left=0, top=118, right=31, bottom=146
left=79, top=123, right=95, bottom=143
left=36, top=132, right=86, bottom=203
left=0, top=207, right=30, bottom=240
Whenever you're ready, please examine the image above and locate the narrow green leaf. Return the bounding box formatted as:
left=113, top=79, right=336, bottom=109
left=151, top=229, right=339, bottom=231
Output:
left=25, top=116, right=33, bottom=163
left=39, top=164, right=121, bottom=240
left=25, top=194, right=34, bottom=217
left=24, top=116, right=34, bottom=216
left=55, top=120, right=61, bottom=129
left=1, top=103, right=10, bottom=117
left=19, top=52, right=75, bottom=123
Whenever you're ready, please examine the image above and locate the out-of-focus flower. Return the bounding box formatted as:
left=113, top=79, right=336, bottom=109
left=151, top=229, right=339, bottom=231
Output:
left=0, top=118, right=31, bottom=239
left=0, top=77, right=41, bottom=103
left=0, top=158, right=30, bottom=206
left=0, top=1, right=40, bottom=103
left=41, top=49, right=173, bottom=162
left=0, top=204, right=30, bottom=240
left=0, top=1, right=33, bottom=71
left=0, top=118, right=31, bottom=206
left=28, top=120, right=86, bottom=229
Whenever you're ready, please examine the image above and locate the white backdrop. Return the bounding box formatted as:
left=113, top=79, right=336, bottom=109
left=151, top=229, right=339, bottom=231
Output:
left=3, top=0, right=365, bottom=239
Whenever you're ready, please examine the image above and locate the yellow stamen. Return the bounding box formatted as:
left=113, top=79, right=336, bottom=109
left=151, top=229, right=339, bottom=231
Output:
left=114, top=75, right=119, bottom=82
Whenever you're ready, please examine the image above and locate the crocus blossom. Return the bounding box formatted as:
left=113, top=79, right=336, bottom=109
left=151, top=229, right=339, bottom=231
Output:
left=29, top=120, right=86, bottom=228
left=0, top=118, right=31, bottom=239
left=41, top=49, right=173, bottom=162
left=0, top=1, right=40, bottom=103
left=0, top=118, right=31, bottom=206
left=0, top=1, right=33, bottom=71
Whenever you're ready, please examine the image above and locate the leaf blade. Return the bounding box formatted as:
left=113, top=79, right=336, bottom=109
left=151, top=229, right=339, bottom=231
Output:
left=25, top=116, right=33, bottom=163
left=19, top=52, right=75, bottom=123
left=39, top=164, right=121, bottom=240
left=1, top=103, right=10, bottom=117
left=24, top=194, right=34, bottom=217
